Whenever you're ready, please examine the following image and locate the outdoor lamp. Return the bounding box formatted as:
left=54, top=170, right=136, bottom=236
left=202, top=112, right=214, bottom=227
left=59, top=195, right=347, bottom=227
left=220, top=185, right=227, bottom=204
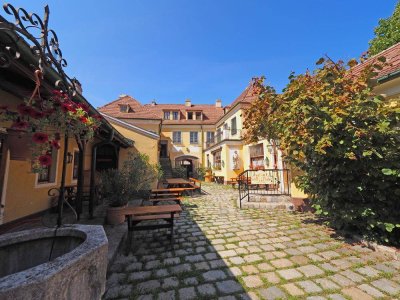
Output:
left=67, top=152, right=73, bottom=164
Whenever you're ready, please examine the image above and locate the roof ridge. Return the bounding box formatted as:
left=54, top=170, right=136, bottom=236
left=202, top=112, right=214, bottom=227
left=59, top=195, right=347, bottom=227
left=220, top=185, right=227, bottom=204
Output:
left=98, top=95, right=141, bottom=109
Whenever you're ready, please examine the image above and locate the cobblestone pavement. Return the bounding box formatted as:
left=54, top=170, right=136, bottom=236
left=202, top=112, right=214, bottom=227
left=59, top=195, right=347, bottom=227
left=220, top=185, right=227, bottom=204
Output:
left=105, top=183, right=400, bottom=300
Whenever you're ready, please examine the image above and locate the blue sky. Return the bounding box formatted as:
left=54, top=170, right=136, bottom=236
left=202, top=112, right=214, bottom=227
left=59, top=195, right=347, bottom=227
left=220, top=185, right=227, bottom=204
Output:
left=5, top=1, right=398, bottom=107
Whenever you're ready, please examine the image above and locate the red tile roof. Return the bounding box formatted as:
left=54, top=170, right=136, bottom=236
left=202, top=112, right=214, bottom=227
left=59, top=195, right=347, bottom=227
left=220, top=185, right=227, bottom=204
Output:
left=98, top=96, right=224, bottom=124
left=350, top=42, right=400, bottom=79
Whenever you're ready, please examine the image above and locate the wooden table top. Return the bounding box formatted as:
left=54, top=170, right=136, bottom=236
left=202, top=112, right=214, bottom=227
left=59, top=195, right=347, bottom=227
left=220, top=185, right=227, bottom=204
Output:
left=125, top=204, right=182, bottom=215
left=165, top=178, right=190, bottom=184
left=151, top=188, right=187, bottom=193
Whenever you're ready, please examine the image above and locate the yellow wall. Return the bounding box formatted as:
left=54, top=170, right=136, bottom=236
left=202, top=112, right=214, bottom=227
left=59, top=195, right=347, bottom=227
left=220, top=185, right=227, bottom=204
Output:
left=161, top=125, right=209, bottom=167
left=108, top=122, right=159, bottom=167
left=2, top=135, right=88, bottom=223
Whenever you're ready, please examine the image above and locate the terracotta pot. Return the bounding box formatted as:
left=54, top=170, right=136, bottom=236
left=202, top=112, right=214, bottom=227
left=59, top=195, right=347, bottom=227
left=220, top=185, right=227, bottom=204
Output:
left=7, top=129, right=32, bottom=161
left=204, top=175, right=212, bottom=183
left=106, top=205, right=127, bottom=225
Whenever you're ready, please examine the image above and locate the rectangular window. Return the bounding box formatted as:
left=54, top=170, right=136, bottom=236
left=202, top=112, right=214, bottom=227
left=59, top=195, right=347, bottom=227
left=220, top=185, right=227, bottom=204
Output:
left=231, top=117, right=237, bottom=135
left=164, top=111, right=170, bottom=120
left=216, top=128, right=222, bottom=142
left=72, top=150, right=79, bottom=180
left=206, top=131, right=215, bottom=143
left=190, top=131, right=198, bottom=144
left=213, top=151, right=222, bottom=170
left=187, top=112, right=193, bottom=120
left=173, top=131, right=182, bottom=144
left=195, top=111, right=202, bottom=120
left=172, top=111, right=179, bottom=120
left=249, top=143, right=264, bottom=170
left=38, top=149, right=58, bottom=184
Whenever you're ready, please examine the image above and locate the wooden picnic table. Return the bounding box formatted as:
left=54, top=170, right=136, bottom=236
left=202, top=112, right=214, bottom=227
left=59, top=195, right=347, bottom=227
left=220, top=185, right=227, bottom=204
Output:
left=164, top=178, right=192, bottom=188
left=125, top=204, right=182, bottom=242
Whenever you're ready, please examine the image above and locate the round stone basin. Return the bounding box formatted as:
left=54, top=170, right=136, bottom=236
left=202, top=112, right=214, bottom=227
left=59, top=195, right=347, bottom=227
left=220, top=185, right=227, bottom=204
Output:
left=0, top=225, right=108, bottom=300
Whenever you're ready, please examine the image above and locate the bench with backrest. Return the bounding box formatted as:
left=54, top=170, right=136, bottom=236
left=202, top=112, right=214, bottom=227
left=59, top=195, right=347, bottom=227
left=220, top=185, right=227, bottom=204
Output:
left=188, top=177, right=201, bottom=189
left=124, top=204, right=182, bottom=242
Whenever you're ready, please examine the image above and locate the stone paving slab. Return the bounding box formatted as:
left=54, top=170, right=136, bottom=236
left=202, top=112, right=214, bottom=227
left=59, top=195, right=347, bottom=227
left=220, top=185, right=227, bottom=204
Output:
left=104, top=183, right=400, bottom=300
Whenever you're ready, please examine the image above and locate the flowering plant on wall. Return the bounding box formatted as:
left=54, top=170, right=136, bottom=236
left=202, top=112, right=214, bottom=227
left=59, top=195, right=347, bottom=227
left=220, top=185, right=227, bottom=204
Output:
left=0, top=90, right=101, bottom=173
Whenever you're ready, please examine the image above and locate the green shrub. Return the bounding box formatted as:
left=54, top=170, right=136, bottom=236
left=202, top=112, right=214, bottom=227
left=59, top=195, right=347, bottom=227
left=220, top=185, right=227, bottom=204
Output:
left=99, top=152, right=161, bottom=207
left=244, top=58, right=400, bottom=246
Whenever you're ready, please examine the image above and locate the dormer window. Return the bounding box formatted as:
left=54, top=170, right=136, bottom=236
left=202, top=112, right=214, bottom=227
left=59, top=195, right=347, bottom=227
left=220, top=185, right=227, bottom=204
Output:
left=119, top=104, right=129, bottom=112
left=195, top=111, right=202, bottom=120
left=164, top=111, right=170, bottom=120
left=187, top=112, right=193, bottom=120
left=172, top=111, right=179, bottom=120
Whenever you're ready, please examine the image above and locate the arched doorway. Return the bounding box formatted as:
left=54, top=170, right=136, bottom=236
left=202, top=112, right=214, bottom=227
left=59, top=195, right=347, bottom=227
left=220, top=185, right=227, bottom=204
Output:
left=175, top=155, right=199, bottom=178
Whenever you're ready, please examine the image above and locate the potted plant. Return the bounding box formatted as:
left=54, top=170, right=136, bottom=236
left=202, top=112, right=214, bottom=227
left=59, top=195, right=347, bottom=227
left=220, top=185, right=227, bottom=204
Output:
left=204, top=167, right=213, bottom=182
left=99, top=152, right=161, bottom=225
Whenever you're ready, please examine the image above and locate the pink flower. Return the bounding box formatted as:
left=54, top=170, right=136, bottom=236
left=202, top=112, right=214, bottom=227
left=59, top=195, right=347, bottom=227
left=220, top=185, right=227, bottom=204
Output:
left=29, top=109, right=45, bottom=119
left=32, top=132, right=48, bottom=144
left=17, top=104, right=33, bottom=115
left=38, top=154, right=52, bottom=166
left=11, top=120, right=29, bottom=130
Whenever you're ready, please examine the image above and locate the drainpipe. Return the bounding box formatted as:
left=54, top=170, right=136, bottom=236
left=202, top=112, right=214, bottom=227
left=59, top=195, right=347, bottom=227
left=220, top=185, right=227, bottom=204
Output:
left=57, top=134, right=69, bottom=227
left=89, top=129, right=114, bottom=218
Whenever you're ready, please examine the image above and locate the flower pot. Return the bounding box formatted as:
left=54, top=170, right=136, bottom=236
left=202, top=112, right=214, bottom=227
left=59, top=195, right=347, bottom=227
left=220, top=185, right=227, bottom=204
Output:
left=106, top=205, right=127, bottom=225
left=7, top=129, right=32, bottom=161
left=204, top=175, right=213, bottom=183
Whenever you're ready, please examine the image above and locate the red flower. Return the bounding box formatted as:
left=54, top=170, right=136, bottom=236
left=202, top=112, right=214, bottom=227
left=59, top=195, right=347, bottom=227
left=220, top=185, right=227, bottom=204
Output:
left=79, top=116, right=88, bottom=123
left=29, top=109, right=45, bottom=119
left=77, top=103, right=89, bottom=112
left=38, top=154, right=52, bottom=166
left=52, top=90, right=63, bottom=97
left=11, top=120, right=29, bottom=130
left=50, top=140, right=60, bottom=149
left=17, top=104, right=33, bottom=115
left=61, top=101, right=76, bottom=113
left=32, top=132, right=48, bottom=144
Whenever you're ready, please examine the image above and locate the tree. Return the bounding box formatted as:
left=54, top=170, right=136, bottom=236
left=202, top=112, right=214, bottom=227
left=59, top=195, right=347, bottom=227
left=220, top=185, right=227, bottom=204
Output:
left=243, top=58, right=400, bottom=245
left=369, top=1, right=400, bottom=56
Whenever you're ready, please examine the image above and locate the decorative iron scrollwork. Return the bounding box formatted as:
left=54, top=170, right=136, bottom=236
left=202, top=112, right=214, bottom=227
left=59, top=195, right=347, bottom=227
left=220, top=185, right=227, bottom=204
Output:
left=0, top=3, right=78, bottom=97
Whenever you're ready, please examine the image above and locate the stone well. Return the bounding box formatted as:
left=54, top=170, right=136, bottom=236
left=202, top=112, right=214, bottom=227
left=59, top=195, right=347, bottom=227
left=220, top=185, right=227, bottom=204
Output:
left=0, top=224, right=108, bottom=300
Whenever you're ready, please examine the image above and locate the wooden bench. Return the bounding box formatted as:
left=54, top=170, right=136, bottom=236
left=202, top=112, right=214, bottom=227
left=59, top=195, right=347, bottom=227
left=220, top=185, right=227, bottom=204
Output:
left=124, top=204, right=182, bottom=242
left=148, top=197, right=182, bottom=206
left=150, top=192, right=181, bottom=199
left=188, top=177, right=201, bottom=190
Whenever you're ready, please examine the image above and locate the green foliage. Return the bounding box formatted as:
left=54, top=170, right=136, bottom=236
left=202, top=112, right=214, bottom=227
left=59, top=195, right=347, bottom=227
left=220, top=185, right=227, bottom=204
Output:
left=369, top=1, right=400, bottom=55
left=99, top=152, right=161, bottom=207
left=172, top=166, right=187, bottom=178
left=194, top=166, right=207, bottom=180
left=244, top=58, right=400, bottom=246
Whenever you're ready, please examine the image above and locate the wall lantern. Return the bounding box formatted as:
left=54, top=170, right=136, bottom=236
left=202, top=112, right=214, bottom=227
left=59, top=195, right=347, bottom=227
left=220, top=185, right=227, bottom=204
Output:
left=66, top=152, right=73, bottom=164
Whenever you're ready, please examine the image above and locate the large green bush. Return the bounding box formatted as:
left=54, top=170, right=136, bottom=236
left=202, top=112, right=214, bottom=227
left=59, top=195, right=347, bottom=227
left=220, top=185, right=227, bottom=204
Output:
left=99, top=152, right=161, bottom=207
left=244, top=58, right=400, bottom=245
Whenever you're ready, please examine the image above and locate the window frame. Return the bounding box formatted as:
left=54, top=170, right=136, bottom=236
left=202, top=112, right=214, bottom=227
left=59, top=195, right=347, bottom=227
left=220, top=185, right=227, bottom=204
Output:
left=213, top=151, right=222, bottom=170
left=36, top=148, right=59, bottom=187
left=172, top=131, right=182, bottom=144
left=231, top=117, right=237, bottom=136
left=164, top=111, right=171, bottom=120
left=189, top=131, right=198, bottom=144
left=172, top=111, right=179, bottom=120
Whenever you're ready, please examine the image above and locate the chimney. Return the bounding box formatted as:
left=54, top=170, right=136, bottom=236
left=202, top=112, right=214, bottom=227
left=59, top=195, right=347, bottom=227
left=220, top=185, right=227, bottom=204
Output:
left=215, top=99, right=222, bottom=108
left=151, top=99, right=157, bottom=106
left=185, top=98, right=191, bottom=107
